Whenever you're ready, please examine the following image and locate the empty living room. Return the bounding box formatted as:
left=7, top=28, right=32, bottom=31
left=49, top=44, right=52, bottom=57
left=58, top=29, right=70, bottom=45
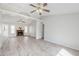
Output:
left=0, top=0, right=79, bottom=57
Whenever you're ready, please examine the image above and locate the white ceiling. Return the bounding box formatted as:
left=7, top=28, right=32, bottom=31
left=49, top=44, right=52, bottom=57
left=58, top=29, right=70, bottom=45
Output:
left=0, top=3, right=79, bottom=23
left=0, top=3, right=79, bottom=16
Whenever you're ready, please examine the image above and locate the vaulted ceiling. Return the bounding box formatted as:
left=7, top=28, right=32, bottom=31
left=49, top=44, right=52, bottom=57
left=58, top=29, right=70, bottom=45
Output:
left=0, top=3, right=79, bottom=23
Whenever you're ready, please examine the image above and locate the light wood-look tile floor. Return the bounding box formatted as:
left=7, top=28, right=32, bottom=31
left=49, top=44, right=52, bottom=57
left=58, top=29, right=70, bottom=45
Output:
left=0, top=36, right=79, bottom=56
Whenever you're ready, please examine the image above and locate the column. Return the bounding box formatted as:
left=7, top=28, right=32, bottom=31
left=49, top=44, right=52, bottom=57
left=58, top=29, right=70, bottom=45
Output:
left=36, top=21, right=42, bottom=39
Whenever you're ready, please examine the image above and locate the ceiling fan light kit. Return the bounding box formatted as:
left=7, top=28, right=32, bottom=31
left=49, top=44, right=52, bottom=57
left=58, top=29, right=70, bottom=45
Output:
left=30, top=3, right=50, bottom=15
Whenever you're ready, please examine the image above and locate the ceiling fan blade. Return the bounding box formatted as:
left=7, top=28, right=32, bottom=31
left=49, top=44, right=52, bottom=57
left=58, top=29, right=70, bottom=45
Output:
left=43, top=9, right=50, bottom=12
left=30, top=10, right=36, bottom=13
left=43, top=3, right=47, bottom=6
left=30, top=4, right=37, bottom=8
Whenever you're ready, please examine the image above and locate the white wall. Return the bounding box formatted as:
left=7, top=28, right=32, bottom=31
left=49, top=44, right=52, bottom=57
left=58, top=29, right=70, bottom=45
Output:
left=43, top=13, right=79, bottom=50
left=0, top=22, right=36, bottom=37
left=29, top=22, right=36, bottom=37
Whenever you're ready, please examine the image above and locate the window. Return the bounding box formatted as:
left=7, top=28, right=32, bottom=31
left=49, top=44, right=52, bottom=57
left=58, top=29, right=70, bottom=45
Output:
left=11, top=25, right=15, bottom=34
left=0, top=25, right=1, bottom=34
left=2, top=24, right=8, bottom=36
left=25, top=26, right=28, bottom=33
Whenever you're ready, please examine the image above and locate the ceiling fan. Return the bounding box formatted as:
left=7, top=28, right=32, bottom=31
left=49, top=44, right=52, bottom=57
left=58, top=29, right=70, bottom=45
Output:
left=30, top=3, right=50, bottom=15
